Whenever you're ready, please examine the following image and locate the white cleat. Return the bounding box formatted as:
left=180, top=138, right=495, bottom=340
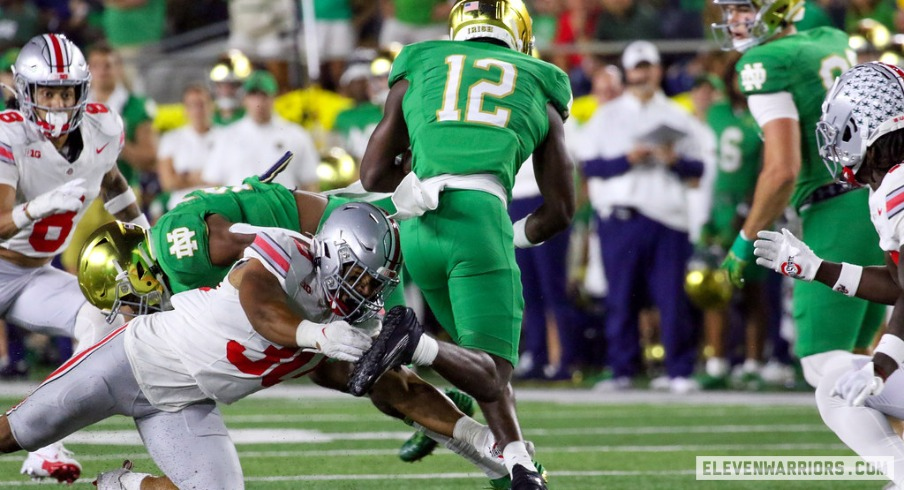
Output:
left=20, top=442, right=82, bottom=483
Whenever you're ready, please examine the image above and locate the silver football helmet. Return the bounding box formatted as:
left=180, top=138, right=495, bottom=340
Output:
left=314, top=202, right=401, bottom=323
left=12, top=34, right=91, bottom=138
left=816, top=62, right=904, bottom=186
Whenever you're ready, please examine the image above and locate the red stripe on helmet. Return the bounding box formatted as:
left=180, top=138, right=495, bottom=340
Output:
left=47, top=34, right=65, bottom=73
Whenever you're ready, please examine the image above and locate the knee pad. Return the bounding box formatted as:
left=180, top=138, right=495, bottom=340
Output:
left=72, top=303, right=124, bottom=354
left=801, top=350, right=858, bottom=388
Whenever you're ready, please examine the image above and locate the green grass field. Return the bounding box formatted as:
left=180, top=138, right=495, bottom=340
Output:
left=0, top=382, right=888, bottom=489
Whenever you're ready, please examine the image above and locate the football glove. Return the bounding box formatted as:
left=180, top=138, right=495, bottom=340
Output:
left=296, top=319, right=373, bottom=362
left=26, top=178, right=86, bottom=220
left=753, top=228, right=823, bottom=281
left=720, top=232, right=755, bottom=288
left=831, top=362, right=885, bottom=407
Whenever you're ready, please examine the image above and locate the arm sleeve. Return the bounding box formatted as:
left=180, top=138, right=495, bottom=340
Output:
left=242, top=232, right=294, bottom=293
left=388, top=45, right=413, bottom=87
left=748, top=92, right=799, bottom=127
left=671, top=157, right=705, bottom=179
left=583, top=156, right=631, bottom=179
left=541, top=64, right=573, bottom=121
left=0, top=147, right=18, bottom=187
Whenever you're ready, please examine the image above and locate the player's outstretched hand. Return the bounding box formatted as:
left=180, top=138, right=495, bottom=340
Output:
left=27, top=178, right=86, bottom=220
left=299, top=320, right=373, bottom=363
left=753, top=228, right=823, bottom=281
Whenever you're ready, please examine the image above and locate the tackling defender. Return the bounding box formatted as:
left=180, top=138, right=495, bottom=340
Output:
left=136, top=164, right=475, bottom=464
left=0, top=34, right=147, bottom=482
left=355, top=1, right=574, bottom=488
left=0, top=205, right=422, bottom=488
left=712, top=0, right=885, bottom=389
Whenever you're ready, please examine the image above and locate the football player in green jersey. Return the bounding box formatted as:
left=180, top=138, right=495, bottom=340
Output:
left=356, top=1, right=574, bottom=488
left=712, top=0, right=885, bottom=389
left=85, top=159, right=488, bottom=472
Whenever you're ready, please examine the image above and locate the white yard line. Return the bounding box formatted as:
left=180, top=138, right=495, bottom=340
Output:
left=0, top=382, right=817, bottom=406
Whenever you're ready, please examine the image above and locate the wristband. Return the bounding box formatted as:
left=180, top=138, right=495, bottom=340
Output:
left=103, top=187, right=138, bottom=215
left=129, top=214, right=150, bottom=229
left=10, top=203, right=31, bottom=229
left=832, top=262, right=863, bottom=297
left=513, top=215, right=542, bottom=249
left=875, top=334, right=904, bottom=367
left=295, top=319, right=321, bottom=349
left=729, top=230, right=755, bottom=261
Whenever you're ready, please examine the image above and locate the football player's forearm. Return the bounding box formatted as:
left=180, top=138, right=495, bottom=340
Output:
left=741, top=171, right=795, bottom=239
left=0, top=211, right=20, bottom=239
left=814, top=263, right=899, bottom=304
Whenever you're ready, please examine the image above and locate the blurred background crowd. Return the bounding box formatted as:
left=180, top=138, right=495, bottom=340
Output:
left=0, top=0, right=899, bottom=393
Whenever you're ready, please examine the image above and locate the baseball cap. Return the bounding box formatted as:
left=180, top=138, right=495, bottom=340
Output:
left=243, top=70, right=278, bottom=96
left=622, top=41, right=660, bottom=69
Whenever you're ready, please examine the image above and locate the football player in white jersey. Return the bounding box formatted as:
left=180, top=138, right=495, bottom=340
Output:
left=0, top=34, right=147, bottom=483
left=0, top=204, right=511, bottom=489
left=752, top=62, right=904, bottom=487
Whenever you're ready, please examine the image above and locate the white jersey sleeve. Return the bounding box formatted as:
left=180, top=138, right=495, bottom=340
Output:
left=869, top=164, right=904, bottom=253
left=242, top=228, right=331, bottom=323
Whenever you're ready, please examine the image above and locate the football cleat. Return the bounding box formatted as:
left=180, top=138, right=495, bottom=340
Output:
left=490, top=461, right=548, bottom=490
left=20, top=442, right=82, bottom=483
left=348, top=306, right=423, bottom=396
left=510, top=463, right=548, bottom=490
left=399, top=388, right=476, bottom=462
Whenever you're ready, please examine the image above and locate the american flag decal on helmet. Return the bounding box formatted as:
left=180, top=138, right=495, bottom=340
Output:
left=887, top=183, right=904, bottom=218
left=463, top=1, right=479, bottom=11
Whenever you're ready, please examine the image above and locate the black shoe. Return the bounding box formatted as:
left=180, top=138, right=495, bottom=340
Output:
left=348, top=306, right=423, bottom=397
left=511, top=464, right=547, bottom=490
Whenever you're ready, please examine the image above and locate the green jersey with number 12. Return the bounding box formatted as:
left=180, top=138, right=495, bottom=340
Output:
left=389, top=40, right=572, bottom=200
left=736, top=27, right=854, bottom=210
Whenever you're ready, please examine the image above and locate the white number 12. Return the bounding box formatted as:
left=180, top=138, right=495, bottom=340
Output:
left=437, top=55, right=517, bottom=128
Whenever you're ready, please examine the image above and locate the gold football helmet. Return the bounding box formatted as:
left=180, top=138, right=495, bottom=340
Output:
left=317, top=147, right=359, bottom=191
left=449, top=0, right=533, bottom=55
left=711, top=0, right=804, bottom=52
left=77, top=221, right=170, bottom=322
left=685, top=251, right=733, bottom=310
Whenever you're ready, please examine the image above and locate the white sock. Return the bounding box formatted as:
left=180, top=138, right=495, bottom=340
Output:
left=452, top=416, right=487, bottom=448
left=706, top=357, right=729, bottom=377
left=742, top=358, right=761, bottom=374
left=816, top=357, right=904, bottom=486
left=502, top=441, right=537, bottom=476
left=414, top=422, right=507, bottom=479
left=411, top=334, right=439, bottom=366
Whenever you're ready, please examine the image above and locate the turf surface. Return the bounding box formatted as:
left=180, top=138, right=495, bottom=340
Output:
left=0, top=384, right=886, bottom=489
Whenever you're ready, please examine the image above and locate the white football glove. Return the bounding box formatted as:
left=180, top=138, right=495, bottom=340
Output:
left=357, top=317, right=383, bottom=338
left=831, top=362, right=885, bottom=407
left=296, top=319, right=373, bottom=362
left=26, top=178, right=86, bottom=220
left=753, top=228, right=823, bottom=281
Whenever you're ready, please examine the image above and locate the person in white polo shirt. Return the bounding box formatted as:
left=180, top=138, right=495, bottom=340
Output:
left=156, top=83, right=219, bottom=211
left=202, top=70, right=319, bottom=191
left=581, top=40, right=706, bottom=394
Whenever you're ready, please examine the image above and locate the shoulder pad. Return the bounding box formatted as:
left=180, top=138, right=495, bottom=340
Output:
left=0, top=110, right=36, bottom=145
left=81, top=103, right=124, bottom=139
